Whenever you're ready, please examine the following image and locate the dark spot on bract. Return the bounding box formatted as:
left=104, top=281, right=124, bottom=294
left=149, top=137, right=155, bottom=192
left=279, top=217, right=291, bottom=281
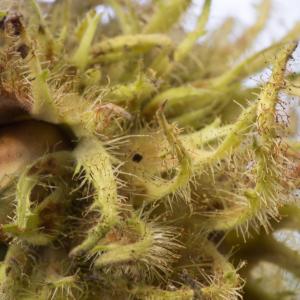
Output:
left=0, top=15, right=6, bottom=30
left=132, top=153, right=143, bottom=163
left=5, top=266, right=11, bottom=275
left=38, top=25, right=45, bottom=34
left=17, top=43, right=30, bottom=59
left=0, top=242, right=8, bottom=261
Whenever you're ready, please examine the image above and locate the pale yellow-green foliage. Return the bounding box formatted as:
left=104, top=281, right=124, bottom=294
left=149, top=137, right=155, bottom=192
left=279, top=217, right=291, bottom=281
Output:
left=0, top=0, right=299, bottom=299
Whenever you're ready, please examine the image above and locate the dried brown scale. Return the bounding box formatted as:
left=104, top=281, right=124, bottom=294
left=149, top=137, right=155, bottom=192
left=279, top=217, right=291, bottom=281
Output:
left=0, top=120, right=70, bottom=189
left=0, top=94, right=28, bottom=125
left=16, top=43, right=30, bottom=59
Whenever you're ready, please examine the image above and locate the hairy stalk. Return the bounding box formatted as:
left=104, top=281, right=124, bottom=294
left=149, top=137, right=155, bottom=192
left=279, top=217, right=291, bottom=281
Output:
left=200, top=43, right=296, bottom=233
left=174, top=0, right=211, bottom=63
left=193, top=25, right=300, bottom=88
left=107, top=73, right=157, bottom=110
left=108, top=0, right=140, bottom=34
left=138, top=108, right=192, bottom=201
left=70, top=137, right=120, bottom=256
left=2, top=151, right=72, bottom=245
left=143, top=0, right=191, bottom=34
left=71, top=10, right=100, bottom=70
left=91, top=33, right=172, bottom=64
left=180, top=120, right=233, bottom=149
left=201, top=241, right=242, bottom=300
left=132, top=285, right=194, bottom=300
left=28, top=0, right=57, bottom=57
left=142, top=85, right=220, bottom=119
left=193, top=104, right=257, bottom=169
left=0, top=242, right=34, bottom=299
left=230, top=0, right=271, bottom=60
left=91, top=216, right=179, bottom=276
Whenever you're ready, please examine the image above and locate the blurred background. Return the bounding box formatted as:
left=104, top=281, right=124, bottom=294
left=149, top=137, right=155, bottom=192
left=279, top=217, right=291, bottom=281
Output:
left=187, top=0, right=300, bottom=49
left=39, top=0, right=300, bottom=79
left=38, top=0, right=300, bottom=53
left=184, top=0, right=300, bottom=79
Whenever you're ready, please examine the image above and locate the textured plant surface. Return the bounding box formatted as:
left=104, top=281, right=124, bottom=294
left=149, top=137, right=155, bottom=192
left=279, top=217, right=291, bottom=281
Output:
left=0, top=0, right=300, bottom=299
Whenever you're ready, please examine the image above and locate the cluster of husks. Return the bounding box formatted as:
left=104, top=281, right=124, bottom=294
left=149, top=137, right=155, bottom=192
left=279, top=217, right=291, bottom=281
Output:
left=0, top=0, right=300, bottom=299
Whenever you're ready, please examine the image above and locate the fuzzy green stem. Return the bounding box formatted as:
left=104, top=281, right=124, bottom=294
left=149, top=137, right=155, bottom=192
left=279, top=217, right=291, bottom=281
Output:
left=132, top=286, right=194, bottom=300
left=92, top=218, right=152, bottom=267
left=108, top=0, right=140, bottom=34
left=258, top=42, right=297, bottom=140
left=28, top=0, right=57, bottom=55
left=19, top=26, right=60, bottom=123
left=193, top=28, right=299, bottom=89
left=0, top=243, right=34, bottom=299
left=3, top=151, right=73, bottom=244
left=142, top=85, right=219, bottom=118
left=174, top=0, right=211, bottom=62
left=70, top=138, right=120, bottom=256
left=194, top=103, right=257, bottom=169
left=141, top=109, right=192, bottom=201
left=181, top=121, right=233, bottom=148
left=143, top=0, right=191, bottom=33
left=201, top=241, right=242, bottom=299
left=91, top=34, right=172, bottom=64
left=204, top=44, right=297, bottom=232
left=71, top=10, right=100, bottom=70
left=15, top=171, right=39, bottom=230
left=108, top=74, right=156, bottom=109
left=171, top=100, right=220, bottom=127
left=3, top=185, right=66, bottom=245
left=230, top=0, right=271, bottom=61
